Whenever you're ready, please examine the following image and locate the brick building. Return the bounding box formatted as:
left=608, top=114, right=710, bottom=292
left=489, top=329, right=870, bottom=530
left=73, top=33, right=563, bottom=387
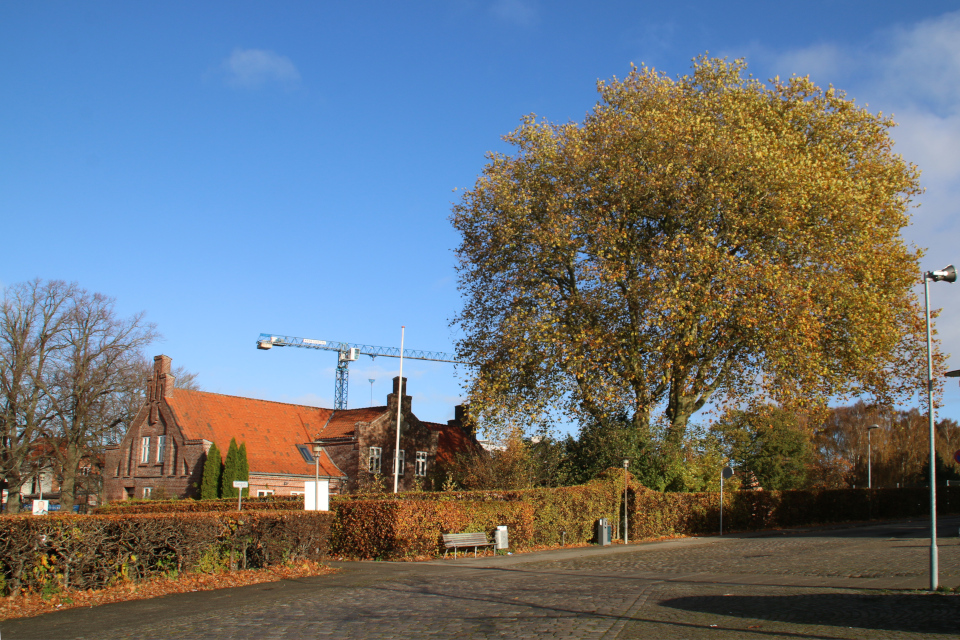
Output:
left=103, top=355, right=476, bottom=502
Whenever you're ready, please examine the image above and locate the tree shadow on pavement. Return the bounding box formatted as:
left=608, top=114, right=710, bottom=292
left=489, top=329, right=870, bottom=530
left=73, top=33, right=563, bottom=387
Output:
left=661, top=592, right=960, bottom=635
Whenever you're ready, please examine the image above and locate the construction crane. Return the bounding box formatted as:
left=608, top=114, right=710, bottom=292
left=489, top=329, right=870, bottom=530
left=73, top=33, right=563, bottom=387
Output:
left=256, top=333, right=462, bottom=410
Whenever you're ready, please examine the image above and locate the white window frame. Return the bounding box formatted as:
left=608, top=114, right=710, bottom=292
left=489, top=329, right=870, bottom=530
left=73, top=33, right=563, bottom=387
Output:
left=415, top=451, right=428, bottom=477
left=157, top=435, right=166, bottom=463
left=140, top=436, right=150, bottom=464
left=396, top=449, right=405, bottom=476
left=257, top=489, right=275, bottom=497
left=143, top=487, right=152, bottom=499
left=368, top=446, right=382, bottom=474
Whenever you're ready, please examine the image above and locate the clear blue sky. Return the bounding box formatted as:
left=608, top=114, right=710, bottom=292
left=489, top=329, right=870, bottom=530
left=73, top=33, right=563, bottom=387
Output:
left=2, top=1, right=959, bottom=430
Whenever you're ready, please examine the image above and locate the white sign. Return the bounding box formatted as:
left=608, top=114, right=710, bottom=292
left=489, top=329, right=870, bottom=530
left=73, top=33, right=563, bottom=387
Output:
left=32, top=500, right=49, bottom=516
left=304, top=480, right=329, bottom=511
left=233, top=480, right=249, bottom=488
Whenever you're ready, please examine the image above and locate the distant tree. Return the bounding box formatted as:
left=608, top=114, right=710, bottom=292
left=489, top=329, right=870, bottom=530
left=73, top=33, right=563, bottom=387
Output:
left=562, top=413, right=654, bottom=487
left=43, top=289, right=158, bottom=509
left=712, top=406, right=812, bottom=490
left=451, top=55, right=931, bottom=448
left=221, top=438, right=239, bottom=498
left=200, top=442, right=222, bottom=499
left=237, top=442, right=249, bottom=495
left=0, top=280, right=75, bottom=512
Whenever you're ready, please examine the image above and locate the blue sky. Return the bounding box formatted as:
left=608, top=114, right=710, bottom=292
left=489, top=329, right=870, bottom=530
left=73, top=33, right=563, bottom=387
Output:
left=2, top=1, right=960, bottom=431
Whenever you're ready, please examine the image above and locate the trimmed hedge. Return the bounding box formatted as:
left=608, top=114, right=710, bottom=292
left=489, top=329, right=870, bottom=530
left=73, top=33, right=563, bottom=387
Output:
left=0, top=510, right=332, bottom=595
left=93, top=495, right=305, bottom=514
left=326, top=476, right=622, bottom=559
left=629, top=486, right=960, bottom=539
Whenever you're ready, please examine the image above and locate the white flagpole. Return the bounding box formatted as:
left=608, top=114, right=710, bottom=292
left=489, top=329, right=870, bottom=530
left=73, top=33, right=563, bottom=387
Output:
left=393, top=326, right=405, bottom=494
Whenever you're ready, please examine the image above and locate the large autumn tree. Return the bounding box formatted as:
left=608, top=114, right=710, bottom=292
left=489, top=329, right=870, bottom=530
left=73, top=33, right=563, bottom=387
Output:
left=451, top=56, right=929, bottom=444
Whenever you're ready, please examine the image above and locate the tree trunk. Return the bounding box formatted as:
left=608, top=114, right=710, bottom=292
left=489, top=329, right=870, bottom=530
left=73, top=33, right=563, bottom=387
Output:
left=57, top=444, right=82, bottom=510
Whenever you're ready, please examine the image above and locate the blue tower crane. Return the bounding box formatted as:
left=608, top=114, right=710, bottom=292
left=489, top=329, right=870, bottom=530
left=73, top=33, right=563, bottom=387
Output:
left=256, top=333, right=461, bottom=410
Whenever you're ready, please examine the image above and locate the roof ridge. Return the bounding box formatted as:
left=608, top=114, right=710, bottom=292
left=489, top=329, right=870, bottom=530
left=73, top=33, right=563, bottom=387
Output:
left=173, top=388, right=381, bottom=412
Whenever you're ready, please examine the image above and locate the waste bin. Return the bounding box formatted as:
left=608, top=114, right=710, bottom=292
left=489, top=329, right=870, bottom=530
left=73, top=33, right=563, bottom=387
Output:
left=495, top=525, right=509, bottom=550
left=596, top=518, right=611, bottom=546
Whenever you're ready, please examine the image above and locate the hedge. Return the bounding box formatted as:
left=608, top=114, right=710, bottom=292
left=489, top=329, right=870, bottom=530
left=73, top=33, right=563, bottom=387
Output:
left=93, top=495, right=305, bottom=515
left=628, top=486, right=960, bottom=539
left=0, top=510, right=333, bottom=596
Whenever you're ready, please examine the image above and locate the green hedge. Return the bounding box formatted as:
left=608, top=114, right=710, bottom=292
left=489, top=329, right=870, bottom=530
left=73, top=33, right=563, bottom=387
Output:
left=0, top=510, right=332, bottom=595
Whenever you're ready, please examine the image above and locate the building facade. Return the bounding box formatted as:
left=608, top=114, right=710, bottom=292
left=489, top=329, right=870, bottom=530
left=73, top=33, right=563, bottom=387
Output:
left=104, top=355, right=475, bottom=501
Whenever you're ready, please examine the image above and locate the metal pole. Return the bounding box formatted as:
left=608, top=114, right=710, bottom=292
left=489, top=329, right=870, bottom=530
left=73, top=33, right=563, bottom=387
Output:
left=393, top=326, right=405, bottom=494
left=868, top=428, right=872, bottom=490
left=720, top=471, right=723, bottom=537
left=924, top=276, right=938, bottom=591
left=315, top=451, right=320, bottom=511
left=623, top=460, right=629, bottom=545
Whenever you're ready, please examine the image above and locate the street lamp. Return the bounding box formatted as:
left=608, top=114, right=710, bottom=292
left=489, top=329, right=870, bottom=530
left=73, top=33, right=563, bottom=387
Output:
left=623, top=460, right=629, bottom=545
left=924, top=264, right=955, bottom=591
left=312, top=442, right=322, bottom=512
left=867, top=424, right=880, bottom=489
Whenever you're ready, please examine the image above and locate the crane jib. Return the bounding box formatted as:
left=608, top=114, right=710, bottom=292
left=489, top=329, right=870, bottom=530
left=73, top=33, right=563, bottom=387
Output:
left=256, top=334, right=462, bottom=363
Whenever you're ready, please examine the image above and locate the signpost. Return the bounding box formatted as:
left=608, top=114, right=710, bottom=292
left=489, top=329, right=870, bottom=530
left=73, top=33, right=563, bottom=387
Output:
left=720, top=466, right=734, bottom=536
left=233, top=480, right=248, bottom=511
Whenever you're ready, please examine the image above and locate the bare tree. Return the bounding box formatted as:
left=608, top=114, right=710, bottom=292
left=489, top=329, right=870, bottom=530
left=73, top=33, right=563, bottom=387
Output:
left=0, top=280, right=76, bottom=512
left=41, top=291, right=159, bottom=509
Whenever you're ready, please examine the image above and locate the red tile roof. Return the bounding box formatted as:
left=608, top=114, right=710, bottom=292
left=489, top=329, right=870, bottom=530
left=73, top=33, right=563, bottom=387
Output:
left=317, top=406, right=388, bottom=439
left=423, top=421, right=480, bottom=465
left=166, top=390, right=345, bottom=477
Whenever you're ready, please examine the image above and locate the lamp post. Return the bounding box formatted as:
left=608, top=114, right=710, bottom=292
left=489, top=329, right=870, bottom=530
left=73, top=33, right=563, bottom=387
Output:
left=923, top=264, right=955, bottom=591
left=369, top=378, right=375, bottom=407
left=312, top=442, right=322, bottom=512
left=623, top=460, right=629, bottom=545
left=867, top=424, right=880, bottom=489
left=393, top=326, right=405, bottom=494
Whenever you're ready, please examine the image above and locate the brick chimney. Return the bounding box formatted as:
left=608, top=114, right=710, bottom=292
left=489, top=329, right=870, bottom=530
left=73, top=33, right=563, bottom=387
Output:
left=449, top=404, right=473, bottom=435
left=154, top=355, right=176, bottom=399
left=387, top=376, right=411, bottom=414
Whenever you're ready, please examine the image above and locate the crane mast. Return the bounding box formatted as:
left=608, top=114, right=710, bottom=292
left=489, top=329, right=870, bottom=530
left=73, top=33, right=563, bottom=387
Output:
left=255, top=333, right=461, bottom=410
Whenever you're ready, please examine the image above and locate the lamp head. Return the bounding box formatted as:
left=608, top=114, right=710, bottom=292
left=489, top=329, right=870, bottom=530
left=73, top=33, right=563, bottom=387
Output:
left=928, top=265, right=956, bottom=283
left=868, top=424, right=880, bottom=431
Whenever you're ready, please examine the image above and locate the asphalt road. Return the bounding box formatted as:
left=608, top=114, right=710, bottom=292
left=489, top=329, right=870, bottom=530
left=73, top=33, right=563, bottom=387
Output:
left=3, top=517, right=960, bottom=639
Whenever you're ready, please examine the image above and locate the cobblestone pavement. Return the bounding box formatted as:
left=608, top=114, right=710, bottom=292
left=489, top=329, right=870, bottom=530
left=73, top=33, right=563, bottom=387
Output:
left=4, top=517, right=960, bottom=640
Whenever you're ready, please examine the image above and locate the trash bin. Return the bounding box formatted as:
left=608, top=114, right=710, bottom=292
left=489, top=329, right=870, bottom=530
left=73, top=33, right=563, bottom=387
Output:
left=596, top=518, right=611, bottom=546
left=495, top=525, right=509, bottom=550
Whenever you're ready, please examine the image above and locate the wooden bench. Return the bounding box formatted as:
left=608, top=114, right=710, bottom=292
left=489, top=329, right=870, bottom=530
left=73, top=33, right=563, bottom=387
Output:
left=442, top=532, right=495, bottom=558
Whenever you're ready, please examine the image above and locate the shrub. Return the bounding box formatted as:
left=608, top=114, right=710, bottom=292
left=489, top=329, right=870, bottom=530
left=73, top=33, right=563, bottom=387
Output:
left=0, top=510, right=332, bottom=595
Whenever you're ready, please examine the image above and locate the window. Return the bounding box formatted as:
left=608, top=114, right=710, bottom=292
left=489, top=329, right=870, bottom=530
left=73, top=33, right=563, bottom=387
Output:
left=296, top=444, right=315, bottom=463
left=140, top=437, right=150, bottom=464
left=415, top=451, right=428, bottom=477
left=395, top=450, right=405, bottom=476
left=257, top=490, right=275, bottom=497
left=368, top=446, right=382, bottom=474
left=143, top=487, right=152, bottom=499
left=183, top=459, right=189, bottom=476
left=157, top=435, right=166, bottom=463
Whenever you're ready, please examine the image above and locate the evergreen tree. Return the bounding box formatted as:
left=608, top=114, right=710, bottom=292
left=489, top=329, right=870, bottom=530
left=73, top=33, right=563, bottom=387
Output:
left=221, top=437, right=239, bottom=498
left=200, top=443, right=222, bottom=500
left=237, top=442, right=249, bottom=497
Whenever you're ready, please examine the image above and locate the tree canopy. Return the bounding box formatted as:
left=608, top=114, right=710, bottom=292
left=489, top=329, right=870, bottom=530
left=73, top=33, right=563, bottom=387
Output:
left=451, top=55, right=929, bottom=443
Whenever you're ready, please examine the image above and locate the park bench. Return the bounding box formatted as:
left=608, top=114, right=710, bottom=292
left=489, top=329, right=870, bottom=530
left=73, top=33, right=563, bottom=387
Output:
left=442, top=532, right=495, bottom=558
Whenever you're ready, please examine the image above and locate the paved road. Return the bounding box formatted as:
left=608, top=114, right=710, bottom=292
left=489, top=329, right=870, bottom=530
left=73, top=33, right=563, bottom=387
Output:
left=4, top=517, right=960, bottom=639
